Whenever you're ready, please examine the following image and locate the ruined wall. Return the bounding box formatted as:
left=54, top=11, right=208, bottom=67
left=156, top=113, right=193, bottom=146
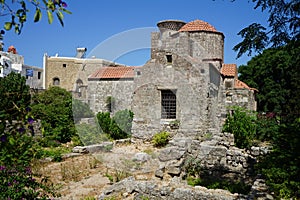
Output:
left=225, top=88, right=257, bottom=111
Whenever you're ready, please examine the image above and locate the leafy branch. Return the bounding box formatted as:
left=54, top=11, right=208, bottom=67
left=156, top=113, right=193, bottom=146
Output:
left=0, top=0, right=72, bottom=34
left=230, top=0, right=300, bottom=58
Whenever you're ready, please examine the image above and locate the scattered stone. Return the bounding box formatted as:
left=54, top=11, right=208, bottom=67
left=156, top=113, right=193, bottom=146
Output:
left=72, top=142, right=113, bottom=154
left=132, top=152, right=151, bottom=163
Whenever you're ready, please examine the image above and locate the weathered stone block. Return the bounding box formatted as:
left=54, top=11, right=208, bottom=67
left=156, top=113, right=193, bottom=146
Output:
left=158, top=147, right=186, bottom=162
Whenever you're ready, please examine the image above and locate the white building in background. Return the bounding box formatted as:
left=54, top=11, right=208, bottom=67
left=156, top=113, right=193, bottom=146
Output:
left=0, top=54, right=12, bottom=77
left=0, top=46, right=44, bottom=89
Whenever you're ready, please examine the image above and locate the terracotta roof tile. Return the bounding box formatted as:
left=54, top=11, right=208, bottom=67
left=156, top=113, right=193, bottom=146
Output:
left=221, top=64, right=237, bottom=77
left=89, top=66, right=139, bottom=79
left=235, top=79, right=250, bottom=89
left=179, top=19, right=219, bottom=33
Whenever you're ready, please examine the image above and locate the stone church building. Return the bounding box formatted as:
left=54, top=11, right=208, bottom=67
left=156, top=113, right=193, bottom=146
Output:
left=45, top=19, right=257, bottom=139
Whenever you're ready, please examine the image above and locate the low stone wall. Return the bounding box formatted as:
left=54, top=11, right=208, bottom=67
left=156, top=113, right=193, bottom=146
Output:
left=155, top=131, right=270, bottom=183
left=99, top=176, right=247, bottom=200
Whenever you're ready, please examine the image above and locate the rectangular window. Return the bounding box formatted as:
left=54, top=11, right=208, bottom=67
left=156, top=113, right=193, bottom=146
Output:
left=166, top=54, right=172, bottom=64
left=38, top=72, right=41, bottom=79
left=63, top=63, right=67, bottom=68
left=161, top=90, right=176, bottom=119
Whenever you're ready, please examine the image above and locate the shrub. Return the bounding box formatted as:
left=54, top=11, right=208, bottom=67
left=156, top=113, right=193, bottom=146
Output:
left=222, top=106, right=256, bottom=149
left=31, top=86, right=76, bottom=144
left=183, top=156, right=202, bottom=178
left=75, top=123, right=109, bottom=145
left=0, top=108, right=59, bottom=198
left=152, top=131, right=170, bottom=147
left=96, top=109, right=134, bottom=140
left=72, top=99, right=94, bottom=123
left=109, top=109, right=134, bottom=140
left=96, top=112, right=111, bottom=134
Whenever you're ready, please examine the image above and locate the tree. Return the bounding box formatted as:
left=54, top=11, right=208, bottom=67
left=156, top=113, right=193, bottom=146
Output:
left=31, top=86, right=75, bottom=144
left=0, top=72, right=31, bottom=122
left=238, top=42, right=300, bottom=117
left=0, top=0, right=72, bottom=34
left=230, top=0, right=300, bottom=58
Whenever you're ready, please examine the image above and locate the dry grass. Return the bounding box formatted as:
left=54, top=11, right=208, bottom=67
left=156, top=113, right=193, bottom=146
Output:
left=31, top=143, right=160, bottom=199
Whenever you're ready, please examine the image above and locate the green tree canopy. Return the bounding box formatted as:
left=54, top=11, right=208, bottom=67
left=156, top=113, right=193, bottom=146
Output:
left=31, top=86, right=75, bottom=144
left=238, top=41, right=300, bottom=118
left=230, top=0, right=300, bottom=58
left=0, top=72, right=31, bottom=122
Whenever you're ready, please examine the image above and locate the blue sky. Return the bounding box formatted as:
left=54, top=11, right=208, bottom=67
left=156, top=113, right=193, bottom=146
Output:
left=3, top=0, right=269, bottom=68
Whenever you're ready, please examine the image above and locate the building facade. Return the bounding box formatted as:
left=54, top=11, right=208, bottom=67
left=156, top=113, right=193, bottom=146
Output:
left=43, top=19, right=256, bottom=140
left=85, top=19, right=256, bottom=140
left=43, top=48, right=118, bottom=99
left=0, top=46, right=43, bottom=89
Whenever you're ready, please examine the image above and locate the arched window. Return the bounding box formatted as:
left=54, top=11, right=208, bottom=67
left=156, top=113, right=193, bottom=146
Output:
left=53, top=77, right=60, bottom=85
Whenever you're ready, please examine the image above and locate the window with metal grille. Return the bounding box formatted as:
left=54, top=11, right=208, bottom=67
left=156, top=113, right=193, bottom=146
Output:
left=161, top=90, right=176, bottom=119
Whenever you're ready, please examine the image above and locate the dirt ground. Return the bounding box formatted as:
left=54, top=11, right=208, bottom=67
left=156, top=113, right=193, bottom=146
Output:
left=33, top=142, right=160, bottom=200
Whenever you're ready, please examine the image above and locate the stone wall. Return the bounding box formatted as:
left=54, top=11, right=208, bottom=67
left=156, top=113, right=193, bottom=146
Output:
left=88, top=79, right=134, bottom=114
left=190, top=32, right=224, bottom=62
left=131, top=57, right=217, bottom=140
left=155, top=132, right=270, bottom=184
left=225, top=88, right=257, bottom=111
left=132, top=24, right=224, bottom=140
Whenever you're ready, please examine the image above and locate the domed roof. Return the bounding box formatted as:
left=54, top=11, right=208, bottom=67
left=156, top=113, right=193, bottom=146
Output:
left=179, top=19, right=220, bottom=33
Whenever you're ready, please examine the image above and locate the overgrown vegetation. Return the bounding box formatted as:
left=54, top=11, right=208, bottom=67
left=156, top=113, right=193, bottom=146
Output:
left=152, top=131, right=170, bottom=147
left=0, top=74, right=59, bottom=199
left=183, top=155, right=251, bottom=194
left=96, top=109, right=134, bottom=140
left=31, top=86, right=76, bottom=145
left=75, top=123, right=109, bottom=146
left=72, top=99, right=94, bottom=123
left=222, top=106, right=256, bottom=149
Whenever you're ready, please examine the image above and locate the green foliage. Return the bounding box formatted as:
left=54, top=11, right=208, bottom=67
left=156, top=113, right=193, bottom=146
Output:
left=152, top=131, right=170, bottom=147
left=238, top=44, right=300, bottom=115
left=237, top=42, right=300, bottom=198
left=222, top=107, right=256, bottom=149
left=183, top=156, right=201, bottom=178
left=110, top=109, right=134, bottom=140
left=1, top=0, right=72, bottom=34
left=96, top=109, right=134, bottom=140
left=0, top=72, right=31, bottom=121
left=75, top=123, right=109, bottom=145
left=36, top=146, right=71, bottom=162
left=31, top=86, right=76, bottom=144
left=231, top=0, right=299, bottom=58
left=256, top=119, right=300, bottom=199
left=72, top=99, right=94, bottom=123
left=255, top=113, right=280, bottom=142
left=0, top=108, right=58, bottom=198
left=96, top=112, right=111, bottom=134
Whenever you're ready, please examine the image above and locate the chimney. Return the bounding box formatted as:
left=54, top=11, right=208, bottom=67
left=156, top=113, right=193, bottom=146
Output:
left=76, top=47, right=87, bottom=58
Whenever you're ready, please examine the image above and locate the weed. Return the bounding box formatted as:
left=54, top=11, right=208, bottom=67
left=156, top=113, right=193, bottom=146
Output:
left=152, top=131, right=170, bottom=147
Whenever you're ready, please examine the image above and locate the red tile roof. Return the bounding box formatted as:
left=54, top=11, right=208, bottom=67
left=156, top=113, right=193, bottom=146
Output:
left=235, top=79, right=250, bottom=89
left=179, top=19, right=219, bottom=33
left=221, top=64, right=237, bottom=77
left=89, top=66, right=139, bottom=79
